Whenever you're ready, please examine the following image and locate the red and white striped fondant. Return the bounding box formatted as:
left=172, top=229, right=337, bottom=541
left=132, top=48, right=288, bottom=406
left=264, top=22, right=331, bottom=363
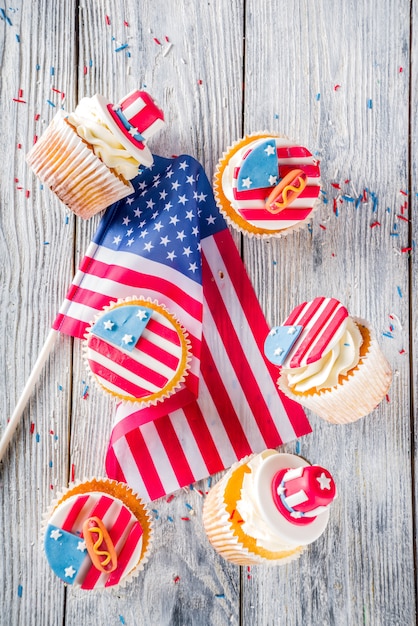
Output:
left=86, top=299, right=190, bottom=404
left=281, top=297, right=349, bottom=369
left=47, top=491, right=144, bottom=590
left=231, top=138, right=320, bottom=231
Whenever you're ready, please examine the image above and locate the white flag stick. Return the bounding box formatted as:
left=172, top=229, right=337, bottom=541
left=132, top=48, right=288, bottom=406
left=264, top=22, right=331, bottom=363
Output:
left=0, top=328, right=59, bottom=462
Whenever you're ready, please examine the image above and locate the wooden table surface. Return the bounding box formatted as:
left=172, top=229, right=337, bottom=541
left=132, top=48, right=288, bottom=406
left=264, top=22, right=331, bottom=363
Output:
left=0, top=1, right=416, bottom=624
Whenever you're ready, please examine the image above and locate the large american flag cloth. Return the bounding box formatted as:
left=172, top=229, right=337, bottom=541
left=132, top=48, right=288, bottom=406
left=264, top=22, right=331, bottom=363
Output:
left=53, top=154, right=311, bottom=501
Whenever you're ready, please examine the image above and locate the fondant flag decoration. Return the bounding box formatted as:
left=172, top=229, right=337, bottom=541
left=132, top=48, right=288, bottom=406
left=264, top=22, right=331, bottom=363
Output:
left=53, top=154, right=311, bottom=500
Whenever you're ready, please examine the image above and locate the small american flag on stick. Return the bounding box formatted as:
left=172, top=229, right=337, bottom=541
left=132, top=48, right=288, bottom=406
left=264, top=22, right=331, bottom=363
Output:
left=53, top=154, right=311, bottom=500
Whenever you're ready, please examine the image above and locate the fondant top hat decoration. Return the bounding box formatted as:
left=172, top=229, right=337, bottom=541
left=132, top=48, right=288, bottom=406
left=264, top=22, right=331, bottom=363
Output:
left=95, top=90, right=165, bottom=167
left=254, top=452, right=336, bottom=545
left=271, top=464, right=336, bottom=527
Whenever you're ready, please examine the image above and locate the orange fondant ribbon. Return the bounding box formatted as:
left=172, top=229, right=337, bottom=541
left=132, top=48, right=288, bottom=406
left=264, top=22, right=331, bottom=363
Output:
left=265, top=169, right=307, bottom=214
left=82, top=516, right=118, bottom=573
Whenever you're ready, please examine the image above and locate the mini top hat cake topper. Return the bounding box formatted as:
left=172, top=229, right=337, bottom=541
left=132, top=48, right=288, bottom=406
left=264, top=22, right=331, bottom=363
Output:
left=271, top=464, right=336, bottom=526
left=96, top=90, right=165, bottom=167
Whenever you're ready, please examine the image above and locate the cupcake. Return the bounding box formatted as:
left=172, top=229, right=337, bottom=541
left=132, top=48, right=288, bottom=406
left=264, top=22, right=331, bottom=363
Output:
left=213, top=133, right=321, bottom=238
left=26, top=90, right=165, bottom=219
left=84, top=296, right=191, bottom=405
left=43, top=478, right=153, bottom=589
left=202, top=450, right=336, bottom=566
left=264, top=296, right=392, bottom=424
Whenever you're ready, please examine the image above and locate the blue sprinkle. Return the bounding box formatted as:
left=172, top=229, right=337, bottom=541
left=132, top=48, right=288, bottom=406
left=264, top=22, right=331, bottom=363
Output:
left=189, top=483, right=194, bottom=490
left=46, top=99, right=56, bottom=107
left=387, top=207, right=391, bottom=213
left=342, top=195, right=354, bottom=202
left=343, top=343, right=351, bottom=346
left=17, top=585, right=23, bottom=598
left=167, top=515, right=174, bottom=522
left=207, top=476, right=212, bottom=488
left=368, top=98, right=373, bottom=109
left=36, top=433, right=40, bottom=443
left=274, top=113, right=279, bottom=119
left=49, top=461, right=53, bottom=468
left=36, top=64, right=41, bottom=70
left=295, top=440, right=301, bottom=455
left=397, top=286, right=403, bottom=298
left=307, top=223, right=313, bottom=233
left=185, top=503, right=193, bottom=510
left=115, top=43, right=129, bottom=52
left=355, top=195, right=362, bottom=209
left=89, top=59, right=93, bottom=67
left=15, top=33, right=20, bottom=42
left=382, top=332, right=394, bottom=339
left=50, top=66, right=54, bottom=75
left=390, top=232, right=399, bottom=236
left=316, top=93, right=321, bottom=101
left=215, top=593, right=225, bottom=598
left=57, top=383, right=63, bottom=391
left=119, top=617, right=126, bottom=625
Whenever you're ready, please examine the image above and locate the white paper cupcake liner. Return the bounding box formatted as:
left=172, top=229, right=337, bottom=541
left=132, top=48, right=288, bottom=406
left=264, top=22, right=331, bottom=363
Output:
left=278, top=318, right=392, bottom=424
left=41, top=477, right=154, bottom=592
left=26, top=111, right=133, bottom=219
left=202, top=456, right=304, bottom=566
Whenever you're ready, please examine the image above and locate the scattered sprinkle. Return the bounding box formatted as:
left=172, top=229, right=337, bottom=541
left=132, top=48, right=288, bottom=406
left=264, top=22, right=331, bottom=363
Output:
left=166, top=494, right=175, bottom=503
left=316, top=93, right=321, bottom=101
left=30, top=422, right=35, bottom=434
left=334, top=84, right=341, bottom=91
left=382, top=331, right=394, bottom=339
left=46, top=99, right=56, bottom=107
left=401, top=247, right=412, bottom=254
left=370, top=221, right=380, bottom=228
left=15, top=33, right=20, bottom=43
left=396, top=214, right=409, bottom=222
left=397, top=286, right=403, bottom=298
left=215, top=593, right=225, bottom=599
left=105, top=14, right=111, bottom=25
left=153, top=37, right=161, bottom=45
left=173, top=576, right=180, bottom=584
left=181, top=516, right=190, bottom=521
left=319, top=224, right=327, bottom=230
left=207, top=476, right=212, bottom=489
left=385, top=394, right=390, bottom=403
left=367, top=99, right=373, bottom=109
left=17, top=585, right=23, bottom=598
left=185, top=503, right=193, bottom=511
left=115, top=43, right=129, bottom=52
left=167, top=515, right=174, bottom=522
left=71, top=463, right=76, bottom=482
left=295, top=440, right=301, bottom=454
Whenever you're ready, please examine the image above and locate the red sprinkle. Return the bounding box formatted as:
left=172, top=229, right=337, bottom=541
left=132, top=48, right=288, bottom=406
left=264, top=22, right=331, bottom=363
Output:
left=385, top=394, right=390, bottom=403
left=30, top=422, right=35, bottom=434
left=401, top=247, right=412, bottom=253
left=173, top=576, right=180, bottom=584
left=71, top=463, right=76, bottom=482
left=13, top=98, right=26, bottom=103
left=319, top=224, right=327, bottom=230
left=153, top=37, right=161, bottom=45
left=399, top=349, right=406, bottom=355
left=331, top=182, right=341, bottom=189
left=18, top=88, right=23, bottom=98
left=334, top=84, right=341, bottom=91
left=34, top=113, right=40, bottom=121
left=84, top=66, right=88, bottom=75
left=166, top=494, right=175, bottom=503
left=25, top=190, right=30, bottom=198
left=105, top=15, right=110, bottom=25
left=33, top=135, right=38, bottom=144
left=370, top=221, right=380, bottom=228
left=397, top=214, right=409, bottom=222
left=17, top=143, right=22, bottom=149
left=181, top=517, right=190, bottom=521
left=400, top=189, right=408, bottom=196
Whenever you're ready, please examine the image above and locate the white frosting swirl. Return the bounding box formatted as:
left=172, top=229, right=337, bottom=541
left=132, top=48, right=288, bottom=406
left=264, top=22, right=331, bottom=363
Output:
left=236, top=451, right=295, bottom=552
left=283, top=318, right=363, bottom=392
left=66, top=97, right=140, bottom=179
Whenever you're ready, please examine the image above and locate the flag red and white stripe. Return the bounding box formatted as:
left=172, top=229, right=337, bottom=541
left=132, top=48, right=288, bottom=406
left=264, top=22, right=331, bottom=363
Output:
left=105, top=228, right=311, bottom=501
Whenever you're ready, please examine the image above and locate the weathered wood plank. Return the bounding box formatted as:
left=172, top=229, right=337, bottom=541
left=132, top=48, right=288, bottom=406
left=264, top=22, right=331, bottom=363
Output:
left=241, top=1, right=414, bottom=625
left=0, top=1, right=78, bottom=624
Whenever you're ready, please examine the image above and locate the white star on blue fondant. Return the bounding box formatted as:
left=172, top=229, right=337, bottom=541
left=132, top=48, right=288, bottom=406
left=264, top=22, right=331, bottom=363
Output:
left=264, top=325, right=303, bottom=366
left=44, top=524, right=89, bottom=585
left=237, top=139, right=279, bottom=192
left=91, top=305, right=152, bottom=352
